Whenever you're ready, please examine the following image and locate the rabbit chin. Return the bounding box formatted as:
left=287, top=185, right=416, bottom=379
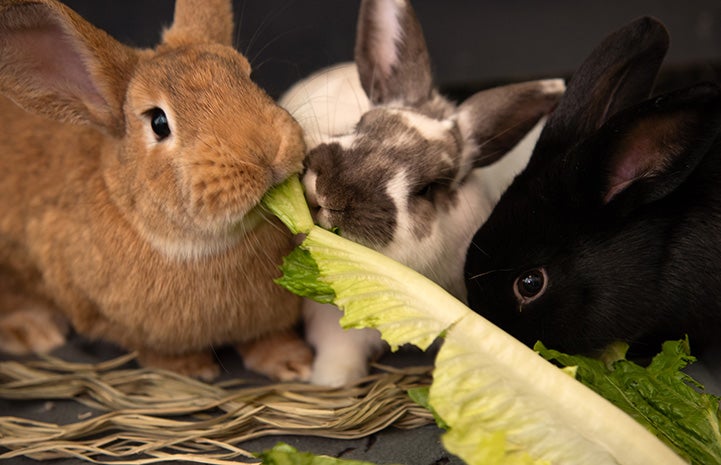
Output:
left=139, top=207, right=266, bottom=261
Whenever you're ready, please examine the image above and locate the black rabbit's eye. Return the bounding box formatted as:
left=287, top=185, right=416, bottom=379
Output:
left=148, top=107, right=171, bottom=140
left=513, top=267, right=548, bottom=303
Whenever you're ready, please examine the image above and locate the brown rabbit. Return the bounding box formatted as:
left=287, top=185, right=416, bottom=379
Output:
left=0, top=0, right=312, bottom=381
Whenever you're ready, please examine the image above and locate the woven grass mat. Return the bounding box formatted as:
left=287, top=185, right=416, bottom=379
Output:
left=0, top=354, right=434, bottom=464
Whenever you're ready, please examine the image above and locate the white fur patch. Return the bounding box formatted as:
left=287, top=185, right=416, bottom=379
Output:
left=144, top=233, right=236, bottom=262
left=379, top=169, right=492, bottom=300
left=372, top=0, right=405, bottom=77
left=384, top=169, right=410, bottom=237
left=303, top=300, right=384, bottom=387
left=302, top=170, right=319, bottom=205
left=329, top=133, right=358, bottom=150
left=138, top=209, right=263, bottom=262
left=392, top=109, right=454, bottom=142
left=539, top=78, right=566, bottom=95
left=279, top=63, right=371, bottom=149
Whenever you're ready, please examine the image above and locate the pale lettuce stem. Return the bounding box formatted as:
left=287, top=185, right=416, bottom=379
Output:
left=300, top=228, right=685, bottom=465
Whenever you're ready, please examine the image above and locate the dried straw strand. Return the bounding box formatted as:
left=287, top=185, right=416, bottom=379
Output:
left=0, top=355, right=434, bottom=464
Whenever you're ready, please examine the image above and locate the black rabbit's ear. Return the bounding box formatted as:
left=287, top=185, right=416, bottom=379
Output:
left=535, top=17, right=669, bottom=158
left=354, top=0, right=433, bottom=105
left=595, top=84, right=721, bottom=212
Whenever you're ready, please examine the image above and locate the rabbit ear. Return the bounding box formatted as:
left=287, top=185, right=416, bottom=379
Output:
left=595, top=84, right=721, bottom=212
left=354, top=0, right=433, bottom=105
left=162, top=0, right=234, bottom=47
left=0, top=0, right=137, bottom=135
left=536, top=17, right=669, bottom=157
left=457, top=79, right=565, bottom=168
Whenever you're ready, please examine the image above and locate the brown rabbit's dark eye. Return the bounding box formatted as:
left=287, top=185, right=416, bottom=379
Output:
left=513, top=267, right=548, bottom=303
left=149, top=108, right=171, bottom=140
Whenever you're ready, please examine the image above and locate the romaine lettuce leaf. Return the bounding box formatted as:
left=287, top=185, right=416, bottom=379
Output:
left=258, top=443, right=391, bottom=465
left=262, top=176, right=687, bottom=465
left=537, top=339, right=721, bottom=465
left=262, top=175, right=315, bottom=235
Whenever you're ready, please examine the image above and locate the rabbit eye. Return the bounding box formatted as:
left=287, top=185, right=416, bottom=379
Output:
left=415, top=182, right=439, bottom=200
left=148, top=108, right=171, bottom=141
left=416, top=183, right=433, bottom=199
left=514, top=267, right=548, bottom=303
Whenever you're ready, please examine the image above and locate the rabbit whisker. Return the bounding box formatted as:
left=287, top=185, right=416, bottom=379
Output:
left=468, top=240, right=491, bottom=258
left=255, top=205, right=289, bottom=236
left=243, top=1, right=294, bottom=61
left=249, top=27, right=301, bottom=71
left=477, top=115, right=540, bottom=159
left=469, top=268, right=512, bottom=280
left=233, top=0, right=247, bottom=50
left=199, top=136, right=265, bottom=172
left=210, top=344, right=230, bottom=375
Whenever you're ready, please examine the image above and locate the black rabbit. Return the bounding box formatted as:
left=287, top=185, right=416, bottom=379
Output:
left=464, top=16, right=721, bottom=358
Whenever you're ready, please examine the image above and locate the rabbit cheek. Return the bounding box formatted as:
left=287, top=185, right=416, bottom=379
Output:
left=183, top=147, right=268, bottom=229
left=406, top=196, right=435, bottom=242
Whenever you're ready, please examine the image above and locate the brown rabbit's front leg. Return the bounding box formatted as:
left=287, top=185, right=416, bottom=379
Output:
left=136, top=349, right=220, bottom=381
left=237, top=328, right=313, bottom=382
left=0, top=304, right=69, bottom=355
left=0, top=262, right=69, bottom=354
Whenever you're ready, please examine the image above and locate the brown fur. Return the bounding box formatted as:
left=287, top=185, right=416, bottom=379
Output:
left=0, top=0, right=311, bottom=380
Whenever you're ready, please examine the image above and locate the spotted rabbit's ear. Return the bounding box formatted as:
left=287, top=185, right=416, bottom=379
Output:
left=354, top=0, right=433, bottom=106
left=457, top=79, right=565, bottom=169
left=0, top=0, right=138, bottom=135
left=162, top=0, right=234, bottom=47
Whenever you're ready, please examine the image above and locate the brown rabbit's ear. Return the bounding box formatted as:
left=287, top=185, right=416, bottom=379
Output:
left=457, top=79, right=565, bottom=168
left=354, top=0, right=433, bottom=105
left=162, top=0, right=234, bottom=47
left=0, top=0, right=137, bottom=135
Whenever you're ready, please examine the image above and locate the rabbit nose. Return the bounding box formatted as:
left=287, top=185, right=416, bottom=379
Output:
left=305, top=190, right=319, bottom=208
left=270, top=113, right=306, bottom=184
left=305, top=193, right=321, bottom=223
left=301, top=170, right=321, bottom=221
left=305, top=142, right=341, bottom=175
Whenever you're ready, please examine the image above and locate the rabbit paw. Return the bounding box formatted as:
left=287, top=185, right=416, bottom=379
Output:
left=310, top=350, right=370, bottom=388
left=238, top=329, right=313, bottom=382
left=309, top=329, right=386, bottom=388
left=137, top=350, right=220, bottom=381
left=0, top=307, right=68, bottom=355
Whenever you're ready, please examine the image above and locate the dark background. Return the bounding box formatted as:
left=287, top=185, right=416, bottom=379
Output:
left=60, top=0, right=721, bottom=99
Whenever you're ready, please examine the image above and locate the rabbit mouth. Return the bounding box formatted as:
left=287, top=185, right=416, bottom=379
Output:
left=304, top=184, right=345, bottom=228
left=314, top=205, right=343, bottom=230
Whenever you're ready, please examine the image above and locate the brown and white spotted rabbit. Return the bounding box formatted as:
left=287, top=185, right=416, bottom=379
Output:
left=281, top=0, right=564, bottom=386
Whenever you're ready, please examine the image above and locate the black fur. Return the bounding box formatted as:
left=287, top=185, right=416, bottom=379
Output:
left=464, top=16, right=721, bottom=358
